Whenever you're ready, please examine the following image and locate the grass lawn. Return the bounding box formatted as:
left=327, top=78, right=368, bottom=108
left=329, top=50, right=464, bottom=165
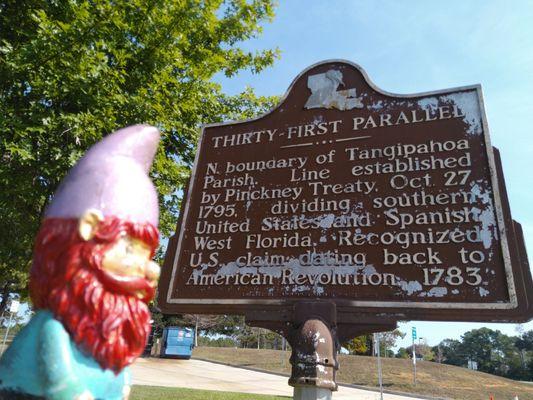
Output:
left=131, top=385, right=289, bottom=400
left=193, top=347, right=533, bottom=400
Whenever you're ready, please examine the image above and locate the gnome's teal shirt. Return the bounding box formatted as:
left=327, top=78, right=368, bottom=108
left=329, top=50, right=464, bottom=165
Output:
left=0, top=310, right=129, bottom=399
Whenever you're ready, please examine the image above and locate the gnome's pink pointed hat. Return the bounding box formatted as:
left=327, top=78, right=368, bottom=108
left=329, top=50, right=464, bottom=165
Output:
left=45, top=124, right=160, bottom=226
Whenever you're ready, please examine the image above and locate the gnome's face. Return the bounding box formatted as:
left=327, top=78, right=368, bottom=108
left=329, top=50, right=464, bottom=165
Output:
left=79, top=209, right=160, bottom=299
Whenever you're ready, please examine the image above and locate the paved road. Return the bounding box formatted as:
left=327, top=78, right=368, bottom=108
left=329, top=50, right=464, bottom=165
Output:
left=131, top=358, right=422, bottom=400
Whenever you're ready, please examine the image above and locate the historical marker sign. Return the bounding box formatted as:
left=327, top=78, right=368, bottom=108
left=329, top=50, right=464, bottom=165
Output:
left=159, top=60, right=532, bottom=323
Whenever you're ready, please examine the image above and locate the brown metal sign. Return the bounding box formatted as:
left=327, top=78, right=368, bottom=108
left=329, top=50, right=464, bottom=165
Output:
left=159, top=60, right=532, bottom=323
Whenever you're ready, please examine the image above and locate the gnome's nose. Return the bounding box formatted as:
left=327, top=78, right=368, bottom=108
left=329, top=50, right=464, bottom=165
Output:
left=145, top=261, right=160, bottom=284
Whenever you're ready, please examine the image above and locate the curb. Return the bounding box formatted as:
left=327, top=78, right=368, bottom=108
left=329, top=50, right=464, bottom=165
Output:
left=339, top=382, right=449, bottom=400
left=192, top=357, right=448, bottom=400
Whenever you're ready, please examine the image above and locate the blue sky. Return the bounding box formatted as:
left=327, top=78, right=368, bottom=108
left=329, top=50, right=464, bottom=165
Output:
left=215, top=0, right=533, bottom=348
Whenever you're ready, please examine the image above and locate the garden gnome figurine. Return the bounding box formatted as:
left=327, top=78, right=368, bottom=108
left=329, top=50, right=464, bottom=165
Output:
left=0, top=125, right=161, bottom=399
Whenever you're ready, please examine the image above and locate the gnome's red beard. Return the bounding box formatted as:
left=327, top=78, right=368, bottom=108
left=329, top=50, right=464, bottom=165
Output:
left=30, top=217, right=159, bottom=373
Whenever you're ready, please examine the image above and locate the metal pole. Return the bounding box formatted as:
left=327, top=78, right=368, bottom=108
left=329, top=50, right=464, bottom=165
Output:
left=194, top=315, right=199, bottom=347
left=281, top=336, right=286, bottom=368
left=1, top=312, right=13, bottom=352
left=375, top=333, right=384, bottom=400
left=412, top=335, right=417, bottom=385
left=293, top=387, right=331, bottom=400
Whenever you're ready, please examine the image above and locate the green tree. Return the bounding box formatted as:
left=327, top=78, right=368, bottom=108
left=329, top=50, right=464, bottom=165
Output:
left=203, top=314, right=246, bottom=337
left=514, top=330, right=533, bottom=379
left=406, top=343, right=434, bottom=361
left=459, top=328, right=519, bottom=376
left=515, top=330, right=533, bottom=352
left=395, top=347, right=409, bottom=359
left=0, top=0, right=279, bottom=311
left=343, top=334, right=371, bottom=355
left=435, top=338, right=465, bottom=366
left=379, top=329, right=405, bottom=357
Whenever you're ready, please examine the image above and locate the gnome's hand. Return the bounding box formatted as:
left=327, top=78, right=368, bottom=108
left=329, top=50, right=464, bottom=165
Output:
left=75, top=390, right=95, bottom=400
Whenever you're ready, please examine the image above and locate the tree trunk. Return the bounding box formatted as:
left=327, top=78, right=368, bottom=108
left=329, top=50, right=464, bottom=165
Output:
left=0, top=283, right=11, bottom=322
left=194, top=315, right=199, bottom=347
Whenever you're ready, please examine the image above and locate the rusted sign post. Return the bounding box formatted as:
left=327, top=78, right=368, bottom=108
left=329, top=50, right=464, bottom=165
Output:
left=159, top=60, right=532, bottom=398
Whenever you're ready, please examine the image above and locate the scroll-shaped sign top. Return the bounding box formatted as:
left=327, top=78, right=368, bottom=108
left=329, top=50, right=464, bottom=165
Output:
left=159, top=60, right=532, bottom=323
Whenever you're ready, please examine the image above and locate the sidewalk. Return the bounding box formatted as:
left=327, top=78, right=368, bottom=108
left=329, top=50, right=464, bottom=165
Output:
left=131, top=358, right=423, bottom=400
